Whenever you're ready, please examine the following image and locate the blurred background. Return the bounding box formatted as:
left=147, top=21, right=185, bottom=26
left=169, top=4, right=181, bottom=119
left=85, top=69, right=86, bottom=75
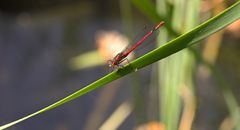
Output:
left=0, top=0, right=240, bottom=130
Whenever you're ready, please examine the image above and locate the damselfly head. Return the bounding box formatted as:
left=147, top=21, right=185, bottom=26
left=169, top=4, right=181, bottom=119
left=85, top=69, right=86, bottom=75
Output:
left=107, top=60, right=114, bottom=68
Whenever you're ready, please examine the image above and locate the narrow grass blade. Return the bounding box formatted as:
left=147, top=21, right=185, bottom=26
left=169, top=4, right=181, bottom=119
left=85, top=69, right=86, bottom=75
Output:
left=0, top=1, right=239, bottom=129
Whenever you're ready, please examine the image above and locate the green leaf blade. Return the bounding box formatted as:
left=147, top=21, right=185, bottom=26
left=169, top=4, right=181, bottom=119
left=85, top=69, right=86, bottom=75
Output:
left=1, top=1, right=239, bottom=129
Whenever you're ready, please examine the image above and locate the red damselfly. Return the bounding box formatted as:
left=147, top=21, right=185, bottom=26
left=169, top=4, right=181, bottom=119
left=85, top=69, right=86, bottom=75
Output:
left=107, top=21, right=165, bottom=69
